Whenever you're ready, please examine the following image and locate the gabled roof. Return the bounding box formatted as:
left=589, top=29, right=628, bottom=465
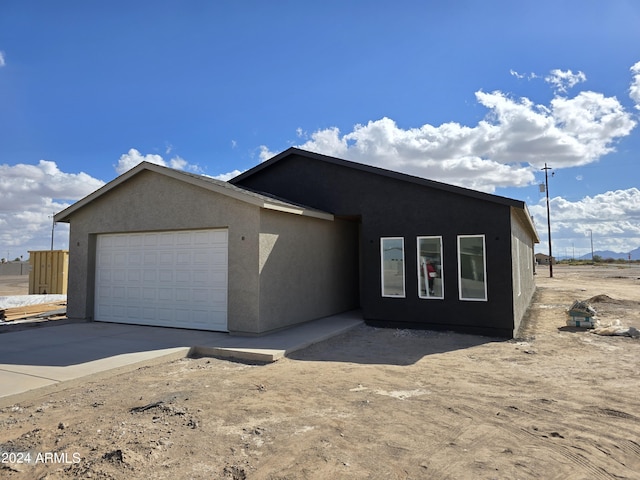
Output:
left=233, top=147, right=521, bottom=207
left=54, top=161, right=334, bottom=223
left=231, top=147, right=539, bottom=242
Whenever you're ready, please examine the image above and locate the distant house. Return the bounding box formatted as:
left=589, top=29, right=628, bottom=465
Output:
left=55, top=148, right=539, bottom=339
left=535, top=253, right=555, bottom=265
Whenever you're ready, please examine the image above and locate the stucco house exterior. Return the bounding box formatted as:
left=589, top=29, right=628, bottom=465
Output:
left=54, top=162, right=358, bottom=335
left=55, top=148, right=539, bottom=338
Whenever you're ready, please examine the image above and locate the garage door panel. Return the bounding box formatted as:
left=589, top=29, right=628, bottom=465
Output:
left=112, top=286, right=126, bottom=299
left=175, top=288, right=190, bottom=302
left=159, top=270, right=174, bottom=283
left=158, top=233, right=175, bottom=246
left=128, top=252, right=142, bottom=265
left=143, top=270, right=156, bottom=282
left=111, top=269, right=125, bottom=282
left=127, top=270, right=141, bottom=282
left=128, top=234, right=143, bottom=247
left=158, top=288, right=173, bottom=301
left=95, top=229, right=228, bottom=331
left=176, top=270, right=191, bottom=283
left=142, top=288, right=156, bottom=300
left=127, top=287, right=141, bottom=299
left=176, top=252, right=191, bottom=264
left=144, top=235, right=158, bottom=247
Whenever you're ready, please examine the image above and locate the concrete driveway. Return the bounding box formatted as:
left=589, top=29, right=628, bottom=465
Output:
left=0, top=311, right=362, bottom=403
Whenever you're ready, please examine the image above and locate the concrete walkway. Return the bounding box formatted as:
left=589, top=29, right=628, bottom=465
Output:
left=0, top=311, right=362, bottom=403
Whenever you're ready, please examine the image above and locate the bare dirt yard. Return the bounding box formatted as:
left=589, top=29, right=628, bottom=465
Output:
left=1, top=265, right=640, bottom=479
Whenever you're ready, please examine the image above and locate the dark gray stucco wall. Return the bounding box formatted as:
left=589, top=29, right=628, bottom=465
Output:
left=234, top=154, right=518, bottom=337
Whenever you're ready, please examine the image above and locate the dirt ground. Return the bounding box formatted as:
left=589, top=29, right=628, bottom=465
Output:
left=0, top=275, right=29, bottom=296
left=1, top=265, right=639, bottom=479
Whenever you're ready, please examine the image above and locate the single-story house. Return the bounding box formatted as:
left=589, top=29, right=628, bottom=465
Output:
left=55, top=148, right=539, bottom=338
left=535, top=253, right=555, bottom=265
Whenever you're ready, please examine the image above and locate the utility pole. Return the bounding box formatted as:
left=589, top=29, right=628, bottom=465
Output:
left=542, top=163, right=553, bottom=278
left=49, top=213, right=56, bottom=251
left=589, top=229, right=594, bottom=261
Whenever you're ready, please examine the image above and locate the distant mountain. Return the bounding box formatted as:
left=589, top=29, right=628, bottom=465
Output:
left=576, top=248, right=640, bottom=260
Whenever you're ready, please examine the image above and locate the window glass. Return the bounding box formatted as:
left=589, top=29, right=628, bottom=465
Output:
left=417, top=236, right=443, bottom=299
left=458, top=235, right=487, bottom=301
left=381, top=237, right=405, bottom=297
left=516, top=237, right=521, bottom=296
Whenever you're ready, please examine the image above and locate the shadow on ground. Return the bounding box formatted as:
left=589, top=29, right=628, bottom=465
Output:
left=287, top=324, right=503, bottom=366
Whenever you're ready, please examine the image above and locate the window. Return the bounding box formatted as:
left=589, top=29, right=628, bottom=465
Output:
left=516, top=237, right=521, bottom=297
left=458, top=235, right=487, bottom=301
left=381, top=237, right=405, bottom=297
left=417, top=236, right=443, bottom=299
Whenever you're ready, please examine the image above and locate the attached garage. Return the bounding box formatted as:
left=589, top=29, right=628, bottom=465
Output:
left=95, top=229, right=228, bottom=331
left=54, top=161, right=359, bottom=335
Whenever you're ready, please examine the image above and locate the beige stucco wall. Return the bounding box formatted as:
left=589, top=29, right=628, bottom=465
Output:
left=510, top=208, right=536, bottom=336
left=64, top=171, right=261, bottom=332
left=256, top=209, right=359, bottom=333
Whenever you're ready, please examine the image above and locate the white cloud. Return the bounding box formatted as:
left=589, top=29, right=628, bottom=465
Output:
left=545, top=69, right=587, bottom=93
left=630, top=61, right=640, bottom=110
left=116, top=147, right=242, bottom=181
left=115, top=148, right=201, bottom=175
left=259, top=145, right=277, bottom=162
left=271, top=85, right=635, bottom=193
left=0, top=51, right=5, bottom=67
left=510, top=69, right=538, bottom=80
left=529, top=188, right=640, bottom=254
left=209, top=170, right=244, bottom=182
left=0, top=161, right=105, bottom=257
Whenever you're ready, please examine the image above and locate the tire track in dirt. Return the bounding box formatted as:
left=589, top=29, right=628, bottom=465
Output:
left=442, top=396, right=632, bottom=480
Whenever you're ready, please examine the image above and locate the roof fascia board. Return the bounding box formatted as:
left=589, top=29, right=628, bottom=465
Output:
left=262, top=203, right=334, bottom=221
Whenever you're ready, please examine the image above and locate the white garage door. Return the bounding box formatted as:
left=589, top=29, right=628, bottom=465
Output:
left=95, top=229, right=228, bottom=331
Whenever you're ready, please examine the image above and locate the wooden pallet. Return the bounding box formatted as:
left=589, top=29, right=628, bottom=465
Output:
left=0, top=302, right=67, bottom=322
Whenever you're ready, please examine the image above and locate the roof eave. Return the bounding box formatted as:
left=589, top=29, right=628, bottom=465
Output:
left=511, top=205, right=540, bottom=243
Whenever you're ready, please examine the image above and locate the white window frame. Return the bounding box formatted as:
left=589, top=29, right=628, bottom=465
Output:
left=457, top=234, right=488, bottom=302
left=380, top=237, right=406, bottom=298
left=516, top=237, right=522, bottom=297
left=417, top=236, right=444, bottom=300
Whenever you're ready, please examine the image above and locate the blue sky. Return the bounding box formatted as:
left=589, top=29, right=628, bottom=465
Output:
left=1, top=1, right=639, bottom=260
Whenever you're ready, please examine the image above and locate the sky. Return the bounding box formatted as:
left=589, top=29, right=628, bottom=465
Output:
left=1, top=1, right=640, bottom=261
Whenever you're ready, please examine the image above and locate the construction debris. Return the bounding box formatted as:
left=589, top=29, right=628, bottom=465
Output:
left=0, top=294, right=67, bottom=323
left=0, top=302, right=66, bottom=322
left=592, top=325, right=640, bottom=338
left=566, top=298, right=639, bottom=337
left=566, top=300, right=597, bottom=328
